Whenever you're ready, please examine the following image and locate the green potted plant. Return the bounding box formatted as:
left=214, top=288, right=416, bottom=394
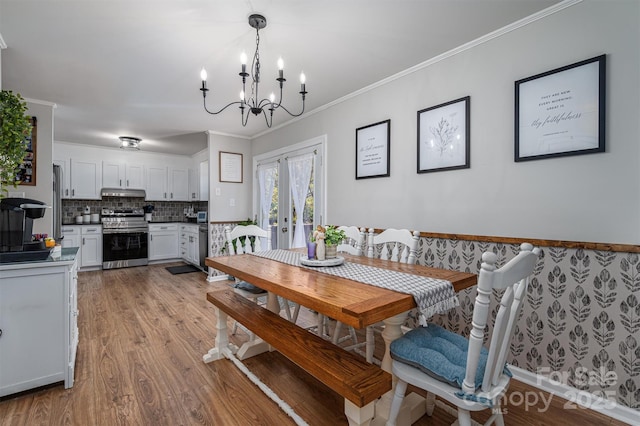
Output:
left=0, top=90, right=32, bottom=198
left=324, top=225, right=346, bottom=259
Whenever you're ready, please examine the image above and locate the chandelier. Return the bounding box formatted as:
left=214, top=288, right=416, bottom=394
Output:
left=199, top=14, right=308, bottom=128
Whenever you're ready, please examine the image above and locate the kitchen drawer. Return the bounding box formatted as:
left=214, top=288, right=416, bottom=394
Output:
left=149, top=223, right=178, bottom=232
left=61, top=226, right=80, bottom=235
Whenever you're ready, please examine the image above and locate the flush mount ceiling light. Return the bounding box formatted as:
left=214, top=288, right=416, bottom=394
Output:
left=119, top=136, right=141, bottom=150
left=199, top=13, right=308, bottom=128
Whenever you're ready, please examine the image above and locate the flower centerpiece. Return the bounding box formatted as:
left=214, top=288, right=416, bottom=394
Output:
left=323, top=225, right=346, bottom=259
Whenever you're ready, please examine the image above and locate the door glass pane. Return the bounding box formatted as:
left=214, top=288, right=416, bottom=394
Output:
left=290, top=161, right=315, bottom=246
left=270, top=168, right=279, bottom=249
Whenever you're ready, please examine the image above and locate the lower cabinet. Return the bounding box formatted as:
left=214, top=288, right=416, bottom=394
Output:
left=0, top=250, right=79, bottom=397
left=180, top=224, right=200, bottom=266
left=81, top=225, right=102, bottom=268
left=148, top=223, right=179, bottom=261
left=61, top=225, right=102, bottom=270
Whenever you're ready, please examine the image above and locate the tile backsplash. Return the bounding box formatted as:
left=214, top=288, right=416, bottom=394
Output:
left=62, top=197, right=207, bottom=223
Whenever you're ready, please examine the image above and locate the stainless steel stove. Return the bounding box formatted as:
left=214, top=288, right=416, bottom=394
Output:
left=101, top=208, right=148, bottom=269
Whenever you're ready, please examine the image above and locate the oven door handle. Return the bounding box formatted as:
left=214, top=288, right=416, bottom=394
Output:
left=103, top=228, right=149, bottom=234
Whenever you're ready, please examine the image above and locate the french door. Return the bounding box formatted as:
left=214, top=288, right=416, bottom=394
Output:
left=255, top=137, right=325, bottom=249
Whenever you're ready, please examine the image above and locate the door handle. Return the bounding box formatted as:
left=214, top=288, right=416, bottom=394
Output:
left=282, top=227, right=288, bottom=233
left=119, top=179, right=122, bottom=187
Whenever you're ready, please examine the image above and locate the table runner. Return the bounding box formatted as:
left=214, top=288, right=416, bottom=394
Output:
left=250, top=249, right=459, bottom=324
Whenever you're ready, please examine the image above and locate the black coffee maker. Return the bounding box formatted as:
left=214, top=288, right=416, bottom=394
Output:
left=0, top=197, right=50, bottom=261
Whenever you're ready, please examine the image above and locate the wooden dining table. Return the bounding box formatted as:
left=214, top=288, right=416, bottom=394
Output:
left=204, top=250, right=477, bottom=425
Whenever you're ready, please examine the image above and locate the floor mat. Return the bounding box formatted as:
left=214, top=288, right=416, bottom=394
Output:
left=165, top=264, right=202, bottom=275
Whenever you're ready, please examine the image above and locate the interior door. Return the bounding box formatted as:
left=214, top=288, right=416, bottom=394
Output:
left=256, top=142, right=324, bottom=250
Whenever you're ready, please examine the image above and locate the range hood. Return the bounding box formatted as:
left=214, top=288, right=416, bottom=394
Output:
left=101, top=188, right=146, bottom=198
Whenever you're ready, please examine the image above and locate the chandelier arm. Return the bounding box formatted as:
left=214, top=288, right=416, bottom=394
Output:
left=276, top=101, right=306, bottom=118
left=261, top=108, right=273, bottom=128
left=203, top=98, right=243, bottom=115
left=241, top=106, right=250, bottom=127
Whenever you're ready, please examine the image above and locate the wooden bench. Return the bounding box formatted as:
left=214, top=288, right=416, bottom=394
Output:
left=205, top=288, right=392, bottom=425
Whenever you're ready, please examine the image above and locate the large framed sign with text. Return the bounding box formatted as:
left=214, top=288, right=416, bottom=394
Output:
left=355, top=119, right=390, bottom=179
left=515, top=55, right=606, bottom=162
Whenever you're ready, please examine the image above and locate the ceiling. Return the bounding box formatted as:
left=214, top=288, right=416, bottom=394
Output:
left=0, top=0, right=561, bottom=156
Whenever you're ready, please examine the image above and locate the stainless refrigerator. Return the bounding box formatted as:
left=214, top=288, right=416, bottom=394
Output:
left=52, top=164, right=62, bottom=241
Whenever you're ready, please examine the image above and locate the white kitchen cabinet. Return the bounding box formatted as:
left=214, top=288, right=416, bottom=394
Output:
left=0, top=250, right=79, bottom=397
left=53, top=158, right=72, bottom=199
left=145, top=166, right=189, bottom=201
left=102, top=161, right=145, bottom=189
left=188, top=167, right=199, bottom=201
left=168, top=167, right=189, bottom=201
left=70, top=159, right=102, bottom=199
left=80, top=225, right=102, bottom=269
left=61, top=226, right=81, bottom=254
left=145, top=166, right=168, bottom=201
left=148, top=223, right=179, bottom=261
left=180, top=224, right=199, bottom=265
left=126, top=163, right=145, bottom=189
left=199, top=160, right=209, bottom=201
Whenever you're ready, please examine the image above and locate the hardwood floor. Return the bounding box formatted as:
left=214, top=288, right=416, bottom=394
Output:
left=0, top=263, right=629, bottom=425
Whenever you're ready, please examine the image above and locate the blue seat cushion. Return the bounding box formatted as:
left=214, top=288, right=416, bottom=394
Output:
left=390, top=323, right=508, bottom=391
left=233, top=281, right=267, bottom=294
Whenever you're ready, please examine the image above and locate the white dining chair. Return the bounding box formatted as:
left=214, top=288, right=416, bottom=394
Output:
left=330, top=227, right=419, bottom=363
left=361, top=228, right=420, bottom=363
left=386, top=243, right=540, bottom=426
left=224, top=225, right=297, bottom=336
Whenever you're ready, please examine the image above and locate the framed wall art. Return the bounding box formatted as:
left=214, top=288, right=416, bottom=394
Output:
left=515, top=54, right=606, bottom=162
left=15, top=117, right=37, bottom=186
left=417, top=96, right=470, bottom=173
left=355, top=119, right=390, bottom=179
left=219, top=151, right=243, bottom=183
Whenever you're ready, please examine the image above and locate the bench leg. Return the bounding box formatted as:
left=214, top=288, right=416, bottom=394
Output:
left=203, top=307, right=238, bottom=363
left=345, top=399, right=375, bottom=426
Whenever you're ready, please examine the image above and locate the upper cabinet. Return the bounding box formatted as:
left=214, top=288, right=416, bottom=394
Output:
left=102, top=161, right=145, bottom=189
left=145, top=165, right=168, bottom=201
left=54, top=143, right=206, bottom=201
left=188, top=168, right=199, bottom=201
left=70, top=159, right=101, bottom=200
left=53, top=158, right=71, bottom=199
left=168, top=167, right=189, bottom=201
left=145, top=166, right=189, bottom=201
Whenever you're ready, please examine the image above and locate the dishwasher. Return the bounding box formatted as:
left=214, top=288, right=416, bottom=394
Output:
left=198, top=224, right=208, bottom=270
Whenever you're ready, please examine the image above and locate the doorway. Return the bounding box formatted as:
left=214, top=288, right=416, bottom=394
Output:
left=254, top=136, right=326, bottom=249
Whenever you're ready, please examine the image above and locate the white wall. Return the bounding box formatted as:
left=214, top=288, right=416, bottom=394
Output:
left=207, top=132, right=252, bottom=222
left=252, top=1, right=640, bottom=245
left=16, top=100, right=56, bottom=235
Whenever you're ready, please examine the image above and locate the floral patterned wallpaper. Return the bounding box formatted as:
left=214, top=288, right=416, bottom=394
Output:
left=419, top=238, right=639, bottom=412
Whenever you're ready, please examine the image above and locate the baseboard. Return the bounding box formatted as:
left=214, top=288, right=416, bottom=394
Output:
left=510, top=366, right=637, bottom=425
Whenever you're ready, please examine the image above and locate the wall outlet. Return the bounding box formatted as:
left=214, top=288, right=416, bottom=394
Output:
left=229, top=198, right=235, bottom=207
left=215, top=187, right=221, bottom=196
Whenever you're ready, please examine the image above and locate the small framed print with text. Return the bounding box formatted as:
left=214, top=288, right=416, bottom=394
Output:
left=515, top=54, right=606, bottom=162
left=355, top=119, right=391, bottom=180
left=219, top=151, right=243, bottom=183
